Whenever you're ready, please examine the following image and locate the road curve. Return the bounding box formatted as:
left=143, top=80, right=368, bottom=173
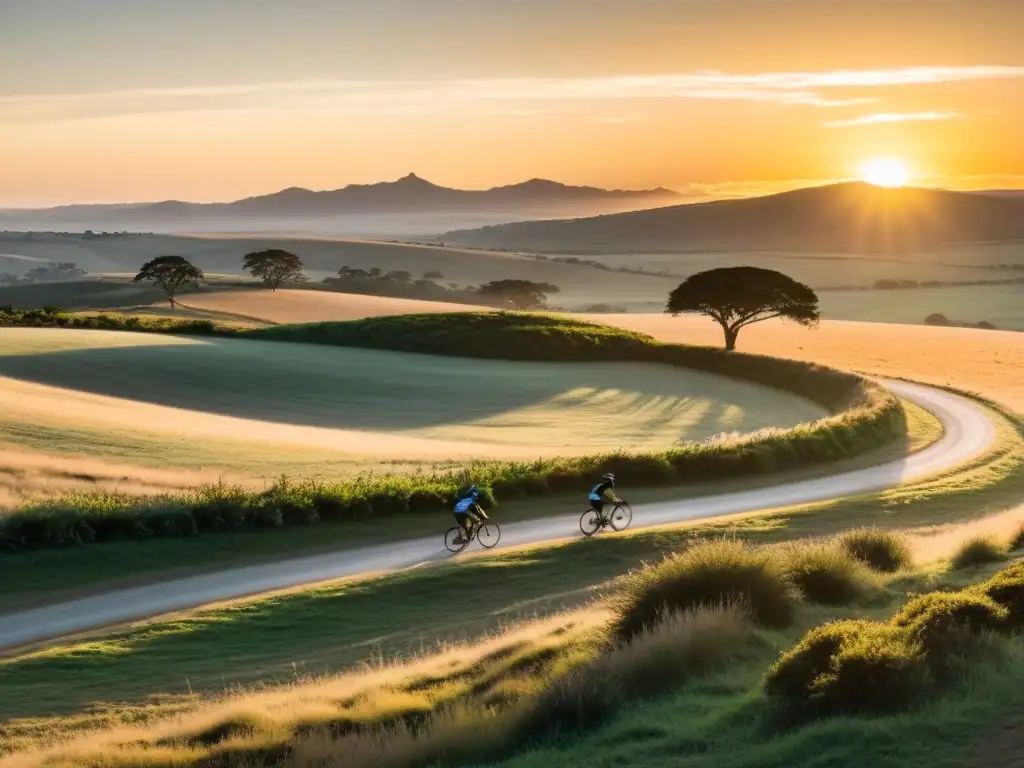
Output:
left=0, top=380, right=998, bottom=650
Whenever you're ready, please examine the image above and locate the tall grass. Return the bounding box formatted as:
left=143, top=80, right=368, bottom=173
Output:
left=950, top=535, right=1007, bottom=570
left=838, top=527, right=912, bottom=572
left=610, top=540, right=794, bottom=641
left=0, top=311, right=906, bottom=553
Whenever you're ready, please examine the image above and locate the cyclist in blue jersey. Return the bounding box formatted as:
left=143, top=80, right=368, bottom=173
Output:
left=588, top=473, right=621, bottom=523
left=453, top=484, right=489, bottom=544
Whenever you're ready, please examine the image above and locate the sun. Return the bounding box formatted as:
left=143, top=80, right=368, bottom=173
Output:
left=860, top=158, right=911, bottom=188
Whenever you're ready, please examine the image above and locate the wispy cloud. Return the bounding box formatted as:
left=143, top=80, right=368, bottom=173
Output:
left=822, top=110, right=962, bottom=128
left=2, top=65, right=1021, bottom=125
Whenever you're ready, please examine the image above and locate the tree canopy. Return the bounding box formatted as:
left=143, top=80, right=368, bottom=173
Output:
left=134, top=255, right=204, bottom=308
left=665, top=267, right=819, bottom=350
left=242, top=249, right=305, bottom=291
left=476, top=279, right=561, bottom=310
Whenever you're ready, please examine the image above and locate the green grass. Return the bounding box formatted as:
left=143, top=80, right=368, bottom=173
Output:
left=0, top=325, right=826, bottom=463
left=0, top=398, right=942, bottom=613
left=0, top=408, right=1017, bottom=722
left=0, top=312, right=905, bottom=555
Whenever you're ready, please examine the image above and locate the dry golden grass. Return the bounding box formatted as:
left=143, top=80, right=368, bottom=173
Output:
left=0, top=608, right=608, bottom=768
left=179, top=289, right=489, bottom=324
left=590, top=314, right=1024, bottom=413
left=0, top=443, right=240, bottom=509
left=169, top=292, right=1022, bottom=412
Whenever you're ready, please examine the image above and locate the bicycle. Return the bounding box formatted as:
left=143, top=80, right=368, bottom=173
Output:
left=580, top=500, right=633, bottom=537
left=444, top=515, right=501, bottom=553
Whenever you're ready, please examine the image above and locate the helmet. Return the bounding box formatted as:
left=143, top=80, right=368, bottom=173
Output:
left=602, top=473, right=615, bottom=481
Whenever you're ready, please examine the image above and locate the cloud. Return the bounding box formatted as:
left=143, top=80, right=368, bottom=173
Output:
left=822, top=110, right=962, bottom=128
left=2, top=65, right=1021, bottom=124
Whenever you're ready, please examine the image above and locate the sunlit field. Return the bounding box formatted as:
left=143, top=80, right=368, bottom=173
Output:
left=591, top=314, right=1024, bottom=413
left=0, top=328, right=825, bottom=485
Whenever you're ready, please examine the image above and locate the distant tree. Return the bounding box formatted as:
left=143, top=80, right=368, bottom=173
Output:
left=134, top=255, right=203, bottom=308
left=242, top=249, right=305, bottom=291
left=385, top=270, right=412, bottom=284
left=924, top=313, right=950, bottom=326
left=423, top=270, right=444, bottom=280
left=476, top=279, right=561, bottom=310
left=666, top=267, right=819, bottom=351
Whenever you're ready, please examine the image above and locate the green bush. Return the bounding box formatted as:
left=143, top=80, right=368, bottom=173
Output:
left=610, top=540, right=794, bottom=642
left=765, top=619, right=927, bottom=716
left=782, top=544, right=871, bottom=605
left=951, top=536, right=1007, bottom=570
left=838, top=527, right=911, bottom=573
left=970, top=561, right=1024, bottom=628
left=892, top=590, right=1008, bottom=660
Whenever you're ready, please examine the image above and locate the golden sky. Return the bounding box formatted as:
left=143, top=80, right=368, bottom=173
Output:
left=1, top=0, right=1022, bottom=206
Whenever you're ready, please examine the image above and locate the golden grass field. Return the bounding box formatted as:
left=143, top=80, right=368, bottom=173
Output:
left=587, top=314, right=1024, bottom=413
left=0, top=326, right=825, bottom=504
left=180, top=289, right=488, bottom=324
left=155, top=289, right=1023, bottom=412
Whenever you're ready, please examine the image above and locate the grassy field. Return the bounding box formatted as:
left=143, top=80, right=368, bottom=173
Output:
left=818, top=283, right=1024, bottom=331
left=592, top=314, right=1024, bottom=413
left=0, top=327, right=826, bottom=482
left=4, top=232, right=1022, bottom=317
left=0, top=395, right=942, bottom=612
left=3, top=469, right=1024, bottom=767
left=90, top=290, right=1021, bottom=412
left=0, top=232, right=680, bottom=312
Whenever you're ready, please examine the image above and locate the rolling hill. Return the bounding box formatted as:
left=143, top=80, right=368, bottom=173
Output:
left=0, top=175, right=682, bottom=236
left=441, top=183, right=1024, bottom=254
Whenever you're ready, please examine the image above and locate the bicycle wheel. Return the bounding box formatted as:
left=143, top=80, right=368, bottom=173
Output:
left=444, top=526, right=469, bottom=553
left=580, top=509, right=602, bottom=537
left=609, top=502, right=633, bottom=532
left=477, top=522, right=501, bottom=549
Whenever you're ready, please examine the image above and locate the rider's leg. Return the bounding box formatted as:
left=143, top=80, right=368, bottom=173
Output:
left=590, top=499, right=605, bottom=522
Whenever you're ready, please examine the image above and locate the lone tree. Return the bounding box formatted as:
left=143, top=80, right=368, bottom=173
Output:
left=477, top=279, right=561, bottom=310
left=242, top=249, right=305, bottom=291
left=134, top=255, right=204, bottom=308
left=666, top=267, right=819, bottom=351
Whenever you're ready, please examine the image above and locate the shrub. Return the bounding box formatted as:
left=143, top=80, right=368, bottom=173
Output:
left=765, top=619, right=927, bottom=716
left=1009, top=524, right=1024, bottom=551
left=971, top=562, right=1024, bottom=628
left=838, top=527, right=911, bottom=573
left=950, top=536, right=1006, bottom=570
left=810, top=624, right=927, bottom=715
left=782, top=544, right=871, bottom=605
left=610, top=540, right=794, bottom=642
left=892, top=590, right=1008, bottom=660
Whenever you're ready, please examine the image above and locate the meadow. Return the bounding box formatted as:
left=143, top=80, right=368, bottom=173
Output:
left=0, top=326, right=826, bottom=481
left=4, top=231, right=1022, bottom=317
left=0, top=297, right=1020, bottom=766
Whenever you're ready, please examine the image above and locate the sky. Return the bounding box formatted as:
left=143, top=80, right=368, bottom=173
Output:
left=1, top=0, right=1022, bottom=206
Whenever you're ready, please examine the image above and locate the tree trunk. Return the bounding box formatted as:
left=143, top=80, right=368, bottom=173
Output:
left=168, top=294, right=176, bottom=309
left=723, top=325, right=738, bottom=351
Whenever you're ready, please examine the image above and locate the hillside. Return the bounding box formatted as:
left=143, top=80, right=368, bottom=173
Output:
left=442, top=183, right=1024, bottom=254
left=0, top=175, right=682, bottom=236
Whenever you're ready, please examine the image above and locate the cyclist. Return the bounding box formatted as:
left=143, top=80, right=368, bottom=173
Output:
left=588, top=473, right=621, bottom=523
left=453, top=484, right=489, bottom=544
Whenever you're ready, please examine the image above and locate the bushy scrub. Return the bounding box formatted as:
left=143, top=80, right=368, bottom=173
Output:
left=782, top=543, right=872, bottom=605
left=892, top=590, right=1008, bottom=660
left=610, top=540, right=794, bottom=642
left=765, top=620, right=927, bottom=717
left=951, top=536, right=1007, bottom=570
left=838, top=527, right=912, bottom=573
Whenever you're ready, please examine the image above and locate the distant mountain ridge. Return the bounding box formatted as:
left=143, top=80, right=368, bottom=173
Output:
left=1, top=174, right=682, bottom=223
left=441, top=182, right=1024, bottom=254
